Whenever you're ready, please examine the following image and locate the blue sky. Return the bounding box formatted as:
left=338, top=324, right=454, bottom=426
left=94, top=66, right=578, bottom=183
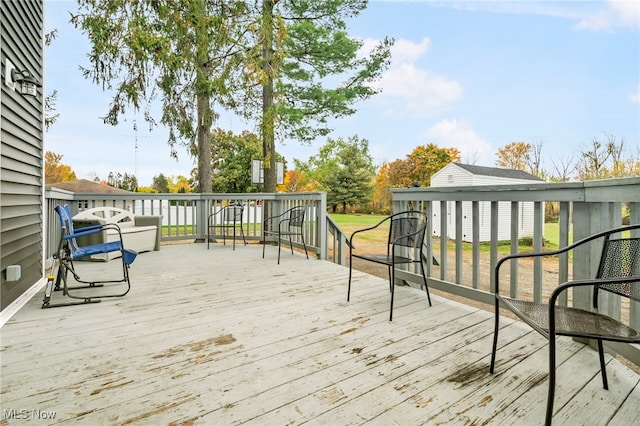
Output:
left=44, top=0, right=640, bottom=186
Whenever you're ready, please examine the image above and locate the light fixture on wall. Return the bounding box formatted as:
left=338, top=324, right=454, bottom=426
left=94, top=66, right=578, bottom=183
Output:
left=4, top=59, right=42, bottom=98
left=11, top=68, right=41, bottom=97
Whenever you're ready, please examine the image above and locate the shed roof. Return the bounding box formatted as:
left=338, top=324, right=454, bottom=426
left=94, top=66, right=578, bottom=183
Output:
left=451, top=163, right=542, bottom=181
left=46, top=179, right=132, bottom=194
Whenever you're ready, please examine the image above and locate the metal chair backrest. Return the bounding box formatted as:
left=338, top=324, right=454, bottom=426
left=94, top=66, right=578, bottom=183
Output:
left=287, top=206, right=306, bottom=229
left=389, top=212, right=427, bottom=250
left=224, top=205, right=243, bottom=223
left=596, top=236, right=640, bottom=302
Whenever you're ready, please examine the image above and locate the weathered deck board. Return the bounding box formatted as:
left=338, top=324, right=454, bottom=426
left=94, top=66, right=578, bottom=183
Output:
left=1, top=243, right=638, bottom=425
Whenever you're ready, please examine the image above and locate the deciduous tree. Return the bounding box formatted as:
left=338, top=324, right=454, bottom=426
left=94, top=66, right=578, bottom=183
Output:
left=152, top=174, right=170, bottom=193
left=168, top=176, right=192, bottom=193
left=44, top=29, right=60, bottom=131
left=44, top=151, right=77, bottom=184
left=405, top=144, right=460, bottom=187
left=371, top=144, right=459, bottom=213
left=495, top=141, right=531, bottom=171
left=195, top=128, right=284, bottom=193
left=279, top=170, right=315, bottom=192
left=107, top=172, right=138, bottom=191
left=298, top=136, right=375, bottom=212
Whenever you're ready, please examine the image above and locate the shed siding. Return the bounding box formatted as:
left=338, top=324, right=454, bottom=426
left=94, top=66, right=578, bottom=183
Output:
left=1, top=1, right=44, bottom=310
left=430, top=166, right=473, bottom=187
left=430, top=163, right=542, bottom=242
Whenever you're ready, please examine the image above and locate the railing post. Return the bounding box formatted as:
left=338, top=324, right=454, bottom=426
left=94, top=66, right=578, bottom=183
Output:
left=630, top=203, right=640, bottom=331
left=572, top=201, right=602, bottom=311
left=573, top=201, right=621, bottom=312
left=196, top=195, right=208, bottom=242
left=317, top=192, right=327, bottom=260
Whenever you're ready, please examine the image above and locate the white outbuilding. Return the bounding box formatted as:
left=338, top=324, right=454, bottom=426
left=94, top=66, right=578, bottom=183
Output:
left=430, top=163, right=543, bottom=242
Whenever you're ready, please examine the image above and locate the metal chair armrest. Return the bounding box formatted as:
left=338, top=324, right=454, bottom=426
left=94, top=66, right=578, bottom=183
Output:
left=549, top=275, right=640, bottom=307
left=349, top=216, right=392, bottom=250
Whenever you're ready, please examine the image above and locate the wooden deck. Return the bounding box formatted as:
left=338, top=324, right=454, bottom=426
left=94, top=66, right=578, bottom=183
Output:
left=1, top=243, right=639, bottom=425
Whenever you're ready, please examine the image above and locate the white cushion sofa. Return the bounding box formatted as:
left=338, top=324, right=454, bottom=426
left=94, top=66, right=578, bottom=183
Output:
left=72, top=207, right=162, bottom=261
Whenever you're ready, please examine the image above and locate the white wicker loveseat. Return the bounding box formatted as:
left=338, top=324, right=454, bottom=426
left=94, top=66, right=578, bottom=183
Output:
left=72, top=207, right=162, bottom=261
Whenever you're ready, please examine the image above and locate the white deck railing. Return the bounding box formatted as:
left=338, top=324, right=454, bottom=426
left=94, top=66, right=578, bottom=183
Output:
left=45, top=189, right=327, bottom=260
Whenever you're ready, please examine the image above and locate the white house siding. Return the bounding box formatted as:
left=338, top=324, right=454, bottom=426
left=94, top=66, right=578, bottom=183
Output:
left=0, top=1, right=44, bottom=311
left=430, top=163, right=542, bottom=243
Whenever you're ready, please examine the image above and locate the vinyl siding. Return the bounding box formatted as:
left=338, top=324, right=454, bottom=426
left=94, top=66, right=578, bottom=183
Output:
left=1, top=0, right=44, bottom=310
left=430, top=163, right=541, bottom=242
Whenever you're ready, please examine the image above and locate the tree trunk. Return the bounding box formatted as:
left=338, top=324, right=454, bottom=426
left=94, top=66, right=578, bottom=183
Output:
left=261, top=0, right=276, bottom=193
left=195, top=0, right=211, bottom=193
left=197, top=95, right=212, bottom=193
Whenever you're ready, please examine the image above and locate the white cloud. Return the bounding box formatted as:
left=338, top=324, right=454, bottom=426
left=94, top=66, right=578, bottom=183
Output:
left=375, top=64, right=463, bottom=116
left=424, top=119, right=494, bottom=165
left=357, top=37, right=431, bottom=62
left=563, top=0, right=639, bottom=31
left=425, top=0, right=639, bottom=32
left=390, top=37, right=431, bottom=63
left=608, top=0, right=640, bottom=28
left=365, top=37, right=462, bottom=117
left=631, top=85, right=640, bottom=103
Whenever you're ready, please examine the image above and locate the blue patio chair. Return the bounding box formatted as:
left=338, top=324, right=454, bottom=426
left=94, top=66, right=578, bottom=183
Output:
left=262, top=205, right=309, bottom=264
left=207, top=203, right=246, bottom=250
left=347, top=210, right=432, bottom=321
left=42, top=204, right=136, bottom=308
left=489, top=223, right=640, bottom=425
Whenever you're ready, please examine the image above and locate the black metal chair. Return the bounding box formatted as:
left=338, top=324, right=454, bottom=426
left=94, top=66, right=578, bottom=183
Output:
left=489, top=223, right=640, bottom=425
left=42, top=204, right=136, bottom=308
left=347, top=210, right=432, bottom=321
left=208, top=204, right=246, bottom=250
left=262, top=205, right=309, bottom=264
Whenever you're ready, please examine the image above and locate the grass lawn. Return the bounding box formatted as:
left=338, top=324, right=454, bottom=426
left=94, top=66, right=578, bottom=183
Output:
left=162, top=214, right=570, bottom=256
left=330, top=213, right=565, bottom=256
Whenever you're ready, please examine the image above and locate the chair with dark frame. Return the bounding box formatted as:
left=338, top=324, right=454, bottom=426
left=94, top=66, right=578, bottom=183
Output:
left=207, top=203, right=247, bottom=250
left=489, top=223, right=640, bottom=425
left=262, top=205, right=309, bottom=264
left=347, top=210, right=432, bottom=321
left=42, top=204, right=136, bottom=308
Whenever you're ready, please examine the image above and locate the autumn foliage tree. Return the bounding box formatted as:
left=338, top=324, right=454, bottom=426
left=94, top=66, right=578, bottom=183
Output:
left=44, top=151, right=77, bottom=184
left=405, top=144, right=461, bottom=186
left=495, top=142, right=531, bottom=171
left=168, top=176, right=192, bottom=193
left=371, top=163, right=391, bottom=213
left=372, top=144, right=460, bottom=213
left=278, top=170, right=316, bottom=193
left=577, top=134, right=640, bottom=180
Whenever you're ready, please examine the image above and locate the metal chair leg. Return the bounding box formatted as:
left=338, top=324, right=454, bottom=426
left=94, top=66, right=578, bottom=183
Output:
left=420, top=261, right=431, bottom=305
left=347, top=251, right=353, bottom=302
left=597, top=339, right=609, bottom=390
left=545, top=334, right=557, bottom=426
left=389, top=263, right=395, bottom=321
left=490, top=300, right=500, bottom=374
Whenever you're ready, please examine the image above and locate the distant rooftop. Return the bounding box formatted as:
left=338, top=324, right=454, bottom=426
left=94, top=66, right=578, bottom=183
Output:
left=453, top=163, right=542, bottom=181
left=46, top=179, right=132, bottom=194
